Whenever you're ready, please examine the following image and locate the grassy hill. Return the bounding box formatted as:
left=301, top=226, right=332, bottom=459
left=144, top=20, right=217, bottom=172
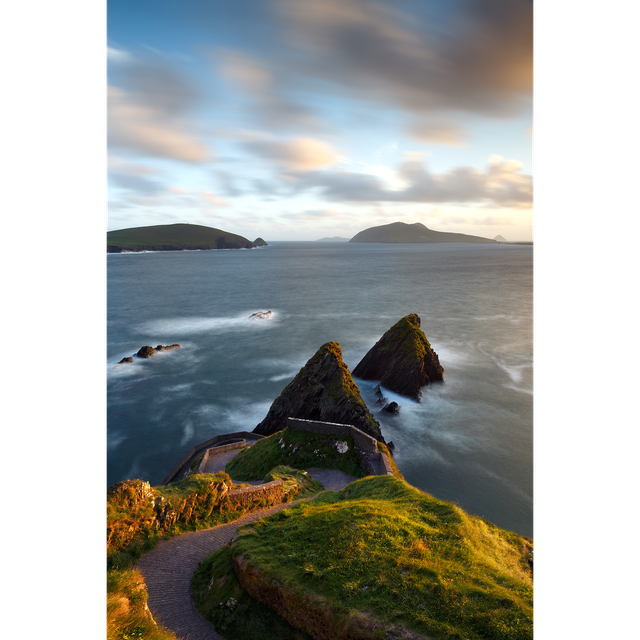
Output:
left=200, top=475, right=533, bottom=640
left=349, top=222, right=496, bottom=244
left=107, top=223, right=256, bottom=252
left=107, top=431, right=533, bottom=640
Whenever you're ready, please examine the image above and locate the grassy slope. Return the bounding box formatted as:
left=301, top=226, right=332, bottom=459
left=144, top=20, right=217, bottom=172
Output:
left=230, top=475, right=533, bottom=640
left=107, top=223, right=253, bottom=249
left=226, top=428, right=369, bottom=481
left=350, top=222, right=496, bottom=244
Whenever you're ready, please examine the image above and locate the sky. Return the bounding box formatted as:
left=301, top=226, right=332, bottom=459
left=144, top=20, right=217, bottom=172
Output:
left=107, top=0, right=533, bottom=241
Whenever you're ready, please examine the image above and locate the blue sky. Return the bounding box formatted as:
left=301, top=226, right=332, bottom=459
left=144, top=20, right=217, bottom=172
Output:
left=107, top=0, right=533, bottom=241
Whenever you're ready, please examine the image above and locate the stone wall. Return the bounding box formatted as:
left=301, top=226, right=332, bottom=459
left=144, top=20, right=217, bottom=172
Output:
left=286, top=417, right=395, bottom=477
left=161, top=431, right=264, bottom=485
left=226, top=479, right=285, bottom=510
left=286, top=417, right=378, bottom=453
left=197, top=440, right=247, bottom=474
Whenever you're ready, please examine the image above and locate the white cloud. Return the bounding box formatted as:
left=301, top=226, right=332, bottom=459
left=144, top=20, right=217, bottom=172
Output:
left=108, top=86, right=209, bottom=162
left=244, top=137, right=342, bottom=171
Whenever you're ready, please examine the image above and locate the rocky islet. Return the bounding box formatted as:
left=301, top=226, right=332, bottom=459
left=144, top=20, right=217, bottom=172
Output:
left=353, top=314, right=444, bottom=401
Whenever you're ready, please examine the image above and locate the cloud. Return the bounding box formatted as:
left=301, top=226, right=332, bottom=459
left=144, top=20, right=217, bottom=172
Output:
left=108, top=56, right=210, bottom=162
left=199, top=190, right=228, bottom=206
left=109, top=170, right=165, bottom=196
left=217, top=50, right=324, bottom=131
left=407, top=120, right=468, bottom=146
left=244, top=137, right=342, bottom=171
left=109, top=86, right=209, bottom=162
left=273, top=0, right=532, bottom=119
left=291, top=154, right=532, bottom=208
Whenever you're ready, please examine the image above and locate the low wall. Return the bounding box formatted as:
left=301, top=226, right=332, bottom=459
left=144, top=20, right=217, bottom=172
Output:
left=197, top=440, right=247, bottom=474
left=286, top=417, right=394, bottom=477
left=161, top=431, right=264, bottom=485
left=226, top=479, right=285, bottom=509
left=286, top=417, right=378, bottom=453
left=371, top=451, right=395, bottom=476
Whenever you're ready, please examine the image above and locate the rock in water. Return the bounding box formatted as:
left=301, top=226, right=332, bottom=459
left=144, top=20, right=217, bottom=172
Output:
left=352, top=314, right=443, bottom=401
left=253, top=342, right=384, bottom=442
left=136, top=345, right=157, bottom=358
left=381, top=401, right=401, bottom=415
left=247, top=311, right=273, bottom=320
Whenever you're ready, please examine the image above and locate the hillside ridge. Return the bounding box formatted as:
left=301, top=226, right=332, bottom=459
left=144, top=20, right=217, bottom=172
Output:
left=349, top=221, right=496, bottom=244
left=107, top=223, right=257, bottom=252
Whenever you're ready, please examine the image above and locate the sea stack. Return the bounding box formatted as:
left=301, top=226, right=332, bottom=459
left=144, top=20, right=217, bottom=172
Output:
left=352, top=314, right=443, bottom=401
left=253, top=342, right=384, bottom=442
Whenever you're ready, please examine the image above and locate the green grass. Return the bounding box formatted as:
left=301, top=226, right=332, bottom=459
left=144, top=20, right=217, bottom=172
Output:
left=108, top=569, right=180, bottom=640
left=230, top=475, right=533, bottom=640
left=225, top=428, right=368, bottom=481
left=262, top=465, right=325, bottom=500
left=191, top=548, right=314, bottom=640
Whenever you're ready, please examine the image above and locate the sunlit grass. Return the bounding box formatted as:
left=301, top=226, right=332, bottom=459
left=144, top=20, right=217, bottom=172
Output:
left=230, top=475, right=533, bottom=640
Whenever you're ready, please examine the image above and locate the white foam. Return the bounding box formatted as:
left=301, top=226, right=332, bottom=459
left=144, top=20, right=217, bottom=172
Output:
left=180, top=419, right=195, bottom=446
left=136, top=311, right=280, bottom=336
left=108, top=432, right=127, bottom=451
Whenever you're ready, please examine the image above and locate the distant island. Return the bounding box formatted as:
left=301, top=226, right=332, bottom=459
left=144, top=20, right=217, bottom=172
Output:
left=315, top=236, right=350, bottom=242
left=349, top=222, right=496, bottom=244
left=107, top=223, right=262, bottom=253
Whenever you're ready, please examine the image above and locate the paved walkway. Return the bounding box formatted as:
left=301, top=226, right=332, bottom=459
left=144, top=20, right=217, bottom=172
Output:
left=136, top=501, right=301, bottom=640
left=136, top=465, right=357, bottom=639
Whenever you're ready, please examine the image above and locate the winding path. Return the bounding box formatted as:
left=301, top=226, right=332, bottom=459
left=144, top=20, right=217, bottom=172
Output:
left=136, top=466, right=357, bottom=640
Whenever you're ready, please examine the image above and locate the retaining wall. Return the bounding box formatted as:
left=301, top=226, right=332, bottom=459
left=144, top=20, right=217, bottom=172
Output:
left=226, top=479, right=285, bottom=509
left=161, top=431, right=264, bottom=485
left=197, top=440, right=247, bottom=474
left=286, top=417, right=378, bottom=453
left=286, top=417, right=394, bottom=477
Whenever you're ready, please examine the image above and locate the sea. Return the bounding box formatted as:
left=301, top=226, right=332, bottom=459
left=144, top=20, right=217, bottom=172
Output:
left=107, top=242, right=533, bottom=537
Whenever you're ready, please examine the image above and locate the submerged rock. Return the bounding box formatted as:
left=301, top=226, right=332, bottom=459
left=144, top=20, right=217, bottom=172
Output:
left=352, top=314, right=443, bottom=401
left=253, top=342, right=384, bottom=442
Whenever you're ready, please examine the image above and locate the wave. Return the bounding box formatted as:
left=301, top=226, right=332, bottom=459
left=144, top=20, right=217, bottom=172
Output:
left=136, top=311, right=280, bottom=336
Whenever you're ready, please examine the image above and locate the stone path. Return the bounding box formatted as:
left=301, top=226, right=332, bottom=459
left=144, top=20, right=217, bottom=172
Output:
left=136, top=467, right=358, bottom=640
left=136, top=501, right=301, bottom=640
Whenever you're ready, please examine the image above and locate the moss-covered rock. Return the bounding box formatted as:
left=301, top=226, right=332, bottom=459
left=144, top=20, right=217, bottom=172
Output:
left=253, top=342, right=384, bottom=442
left=353, top=314, right=444, bottom=401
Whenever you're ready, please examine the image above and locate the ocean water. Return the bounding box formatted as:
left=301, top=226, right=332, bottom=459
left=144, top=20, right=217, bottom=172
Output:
left=107, top=242, right=533, bottom=537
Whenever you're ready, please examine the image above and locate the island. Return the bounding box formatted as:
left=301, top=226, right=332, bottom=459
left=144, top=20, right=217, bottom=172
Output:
left=349, top=221, right=496, bottom=244
left=107, top=223, right=259, bottom=253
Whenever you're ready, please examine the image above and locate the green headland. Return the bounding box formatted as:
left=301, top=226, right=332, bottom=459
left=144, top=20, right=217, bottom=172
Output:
left=107, top=223, right=258, bottom=253
left=349, top=221, right=496, bottom=244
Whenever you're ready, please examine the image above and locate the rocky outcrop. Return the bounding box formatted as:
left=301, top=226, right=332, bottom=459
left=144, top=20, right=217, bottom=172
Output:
left=381, top=401, right=400, bottom=415
left=253, top=237, right=268, bottom=246
left=247, top=311, right=273, bottom=320
left=116, top=344, right=182, bottom=362
left=353, top=314, right=443, bottom=401
left=253, top=342, right=384, bottom=442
